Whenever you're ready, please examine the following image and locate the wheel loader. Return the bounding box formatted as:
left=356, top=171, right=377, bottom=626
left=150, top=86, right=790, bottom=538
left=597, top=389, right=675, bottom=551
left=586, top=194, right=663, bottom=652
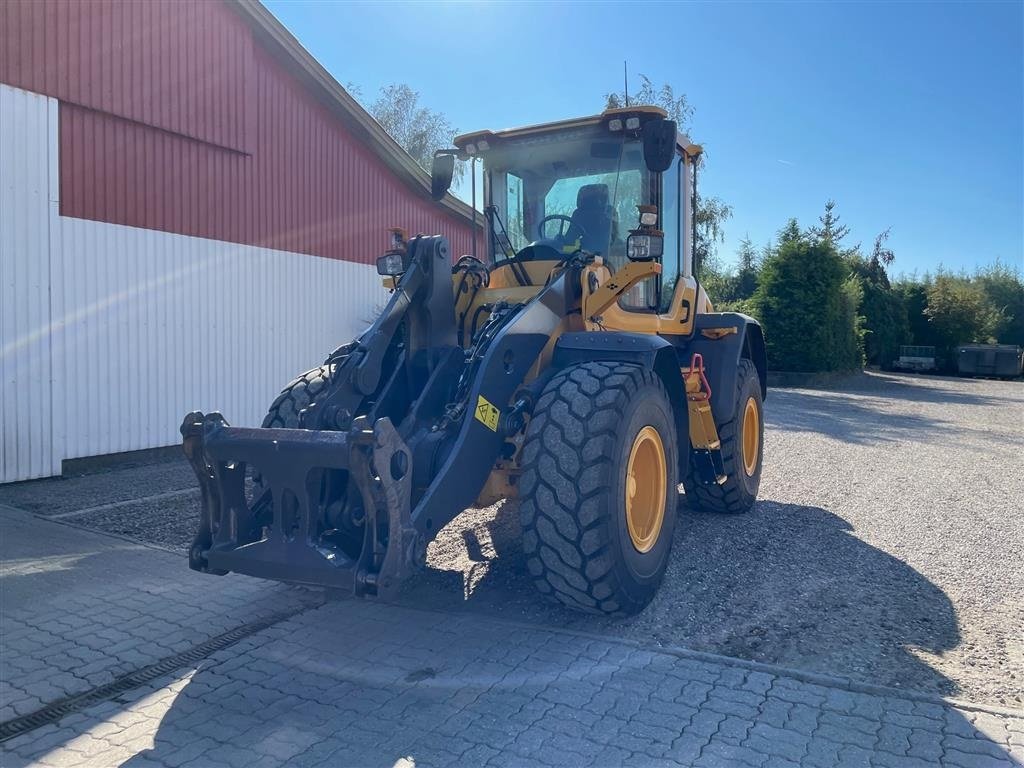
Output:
left=181, top=106, right=767, bottom=616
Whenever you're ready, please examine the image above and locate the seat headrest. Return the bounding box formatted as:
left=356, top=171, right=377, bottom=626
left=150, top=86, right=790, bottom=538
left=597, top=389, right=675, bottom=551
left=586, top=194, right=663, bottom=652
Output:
left=576, top=184, right=609, bottom=210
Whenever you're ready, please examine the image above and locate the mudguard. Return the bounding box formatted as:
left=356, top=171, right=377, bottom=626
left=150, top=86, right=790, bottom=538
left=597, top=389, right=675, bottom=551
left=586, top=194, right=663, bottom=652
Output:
left=679, top=312, right=767, bottom=424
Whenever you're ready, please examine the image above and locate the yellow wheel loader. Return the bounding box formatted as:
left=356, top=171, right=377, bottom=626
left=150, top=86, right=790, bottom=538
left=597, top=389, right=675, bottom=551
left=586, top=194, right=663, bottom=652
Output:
left=181, top=107, right=766, bottom=616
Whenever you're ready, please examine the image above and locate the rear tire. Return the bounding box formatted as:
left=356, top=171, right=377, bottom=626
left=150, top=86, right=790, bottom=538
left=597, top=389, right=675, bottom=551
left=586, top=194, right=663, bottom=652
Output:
left=519, top=362, right=679, bottom=616
left=683, top=358, right=763, bottom=514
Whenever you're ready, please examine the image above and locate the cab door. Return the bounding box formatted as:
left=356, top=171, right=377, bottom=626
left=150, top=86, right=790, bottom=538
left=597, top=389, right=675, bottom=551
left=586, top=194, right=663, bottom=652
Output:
left=588, top=149, right=701, bottom=337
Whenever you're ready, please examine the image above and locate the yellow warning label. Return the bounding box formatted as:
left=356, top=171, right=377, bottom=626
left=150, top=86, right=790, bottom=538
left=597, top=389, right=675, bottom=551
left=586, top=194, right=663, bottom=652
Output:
left=475, top=394, right=501, bottom=432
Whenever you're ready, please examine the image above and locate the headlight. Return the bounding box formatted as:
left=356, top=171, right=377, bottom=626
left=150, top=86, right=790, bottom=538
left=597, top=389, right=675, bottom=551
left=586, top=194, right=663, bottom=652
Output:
left=376, top=251, right=408, bottom=276
left=627, top=234, right=664, bottom=261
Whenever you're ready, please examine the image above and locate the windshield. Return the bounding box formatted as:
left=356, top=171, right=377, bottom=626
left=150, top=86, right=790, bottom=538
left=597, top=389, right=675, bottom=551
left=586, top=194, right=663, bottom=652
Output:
left=485, top=129, right=650, bottom=269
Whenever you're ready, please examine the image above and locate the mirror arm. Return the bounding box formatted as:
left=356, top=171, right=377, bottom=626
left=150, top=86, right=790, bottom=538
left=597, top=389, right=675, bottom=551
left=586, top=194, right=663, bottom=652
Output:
left=584, top=261, right=662, bottom=318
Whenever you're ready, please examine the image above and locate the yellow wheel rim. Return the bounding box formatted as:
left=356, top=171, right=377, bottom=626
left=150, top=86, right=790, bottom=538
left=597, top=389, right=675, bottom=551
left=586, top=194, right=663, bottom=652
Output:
left=742, top=396, right=760, bottom=477
left=625, top=426, right=667, bottom=554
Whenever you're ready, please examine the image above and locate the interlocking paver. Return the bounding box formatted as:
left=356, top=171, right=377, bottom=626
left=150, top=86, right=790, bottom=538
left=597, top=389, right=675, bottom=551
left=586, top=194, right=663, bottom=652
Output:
left=3, top=506, right=1023, bottom=768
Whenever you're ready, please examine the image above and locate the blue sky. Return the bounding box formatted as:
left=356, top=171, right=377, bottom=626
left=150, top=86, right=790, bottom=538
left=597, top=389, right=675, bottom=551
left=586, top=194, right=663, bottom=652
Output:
left=265, top=0, right=1023, bottom=277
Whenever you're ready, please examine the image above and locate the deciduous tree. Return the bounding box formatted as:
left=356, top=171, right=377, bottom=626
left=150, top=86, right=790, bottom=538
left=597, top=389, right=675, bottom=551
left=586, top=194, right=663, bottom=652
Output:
left=368, top=84, right=464, bottom=184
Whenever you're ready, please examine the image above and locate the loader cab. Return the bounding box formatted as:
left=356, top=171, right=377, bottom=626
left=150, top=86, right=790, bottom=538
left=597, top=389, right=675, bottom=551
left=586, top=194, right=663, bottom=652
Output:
left=448, top=107, right=707, bottom=335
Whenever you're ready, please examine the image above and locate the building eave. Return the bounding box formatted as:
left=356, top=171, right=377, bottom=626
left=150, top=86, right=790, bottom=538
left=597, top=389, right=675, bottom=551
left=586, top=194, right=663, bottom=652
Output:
left=230, top=0, right=477, bottom=226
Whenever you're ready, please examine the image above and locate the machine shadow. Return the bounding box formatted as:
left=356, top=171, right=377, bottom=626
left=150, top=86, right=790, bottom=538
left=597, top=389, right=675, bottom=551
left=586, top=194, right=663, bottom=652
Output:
left=5, top=507, right=1008, bottom=767
left=407, top=498, right=964, bottom=701
left=764, top=385, right=1023, bottom=447
left=106, top=503, right=1002, bottom=768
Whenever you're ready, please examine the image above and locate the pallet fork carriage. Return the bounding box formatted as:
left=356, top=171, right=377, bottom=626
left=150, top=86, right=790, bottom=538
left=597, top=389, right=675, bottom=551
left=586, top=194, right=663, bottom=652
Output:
left=182, top=107, right=767, bottom=616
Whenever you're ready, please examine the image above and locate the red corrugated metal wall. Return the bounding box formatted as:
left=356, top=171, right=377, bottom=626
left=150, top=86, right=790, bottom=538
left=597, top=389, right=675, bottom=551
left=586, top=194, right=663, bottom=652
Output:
left=0, top=0, right=474, bottom=263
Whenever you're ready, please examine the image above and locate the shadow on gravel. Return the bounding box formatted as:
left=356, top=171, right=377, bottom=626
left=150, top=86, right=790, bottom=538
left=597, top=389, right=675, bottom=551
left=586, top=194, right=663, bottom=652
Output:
left=766, top=389, right=940, bottom=444
left=408, top=499, right=965, bottom=702
left=664, top=500, right=962, bottom=696
left=765, top=386, right=1023, bottom=446
left=851, top=372, right=1022, bottom=405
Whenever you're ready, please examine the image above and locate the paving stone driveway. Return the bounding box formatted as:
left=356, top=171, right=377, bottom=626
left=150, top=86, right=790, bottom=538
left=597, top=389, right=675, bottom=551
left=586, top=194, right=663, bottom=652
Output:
left=1, top=506, right=1022, bottom=767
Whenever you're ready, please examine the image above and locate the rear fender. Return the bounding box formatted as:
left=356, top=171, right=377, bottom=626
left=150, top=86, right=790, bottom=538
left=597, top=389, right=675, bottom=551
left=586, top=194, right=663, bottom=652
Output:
left=680, top=313, right=767, bottom=424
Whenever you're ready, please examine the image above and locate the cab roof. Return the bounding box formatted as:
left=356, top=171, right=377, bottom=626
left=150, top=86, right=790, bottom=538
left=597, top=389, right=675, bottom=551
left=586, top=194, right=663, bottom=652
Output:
left=453, top=106, right=702, bottom=159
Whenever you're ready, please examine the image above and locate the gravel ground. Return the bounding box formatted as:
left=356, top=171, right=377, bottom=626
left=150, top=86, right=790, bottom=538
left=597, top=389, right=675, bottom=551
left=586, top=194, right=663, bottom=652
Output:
left=3, top=371, right=1021, bottom=707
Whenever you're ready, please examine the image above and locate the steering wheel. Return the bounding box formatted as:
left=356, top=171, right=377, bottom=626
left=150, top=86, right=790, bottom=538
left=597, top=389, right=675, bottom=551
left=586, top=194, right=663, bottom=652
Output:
left=538, top=214, right=586, bottom=243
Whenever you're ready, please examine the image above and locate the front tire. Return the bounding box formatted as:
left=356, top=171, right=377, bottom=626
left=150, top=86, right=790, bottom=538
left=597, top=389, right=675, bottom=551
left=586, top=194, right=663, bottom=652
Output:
left=519, top=362, right=679, bottom=616
left=261, top=366, right=333, bottom=428
left=248, top=365, right=334, bottom=537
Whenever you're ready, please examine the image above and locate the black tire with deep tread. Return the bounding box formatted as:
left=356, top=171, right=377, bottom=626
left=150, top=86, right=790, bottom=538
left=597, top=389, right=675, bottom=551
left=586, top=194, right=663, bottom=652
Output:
left=519, top=361, right=679, bottom=616
left=251, top=366, right=335, bottom=519
left=261, top=366, right=333, bottom=428
left=683, top=358, right=763, bottom=514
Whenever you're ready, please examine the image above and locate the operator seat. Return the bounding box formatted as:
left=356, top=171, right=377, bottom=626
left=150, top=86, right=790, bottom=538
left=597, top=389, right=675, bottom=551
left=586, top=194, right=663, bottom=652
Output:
left=570, top=184, right=614, bottom=254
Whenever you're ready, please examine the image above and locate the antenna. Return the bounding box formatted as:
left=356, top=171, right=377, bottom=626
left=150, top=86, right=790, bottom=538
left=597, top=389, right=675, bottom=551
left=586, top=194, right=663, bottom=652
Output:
left=623, top=61, right=629, bottom=107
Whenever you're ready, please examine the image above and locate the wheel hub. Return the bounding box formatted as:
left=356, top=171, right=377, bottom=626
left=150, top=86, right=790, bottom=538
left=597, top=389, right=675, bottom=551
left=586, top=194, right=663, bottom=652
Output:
left=742, top=396, right=760, bottom=477
left=625, top=426, right=667, bottom=554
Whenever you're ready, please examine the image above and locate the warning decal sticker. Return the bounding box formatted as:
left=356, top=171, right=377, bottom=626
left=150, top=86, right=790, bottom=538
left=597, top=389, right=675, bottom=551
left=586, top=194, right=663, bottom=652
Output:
left=475, top=395, right=500, bottom=432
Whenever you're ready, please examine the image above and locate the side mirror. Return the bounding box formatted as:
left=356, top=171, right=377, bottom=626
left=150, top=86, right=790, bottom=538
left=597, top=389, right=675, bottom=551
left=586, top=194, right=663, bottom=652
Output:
left=642, top=119, right=677, bottom=172
left=431, top=154, right=455, bottom=201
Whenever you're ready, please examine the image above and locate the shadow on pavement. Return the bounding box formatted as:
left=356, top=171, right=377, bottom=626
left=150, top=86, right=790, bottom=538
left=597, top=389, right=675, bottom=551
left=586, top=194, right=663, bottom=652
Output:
left=409, top=499, right=964, bottom=701
left=17, top=577, right=1013, bottom=768
left=3, top=506, right=1019, bottom=767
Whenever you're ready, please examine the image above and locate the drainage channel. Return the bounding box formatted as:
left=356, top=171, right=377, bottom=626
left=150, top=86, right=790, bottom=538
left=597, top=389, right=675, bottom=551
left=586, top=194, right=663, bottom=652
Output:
left=0, top=604, right=315, bottom=743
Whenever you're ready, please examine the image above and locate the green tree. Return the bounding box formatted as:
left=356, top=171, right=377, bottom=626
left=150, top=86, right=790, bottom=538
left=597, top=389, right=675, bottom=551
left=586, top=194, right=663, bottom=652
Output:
left=707, top=236, right=760, bottom=306
left=924, top=272, right=1003, bottom=354
left=894, top=275, right=937, bottom=348
left=695, top=195, right=733, bottom=281
left=751, top=235, right=863, bottom=372
left=368, top=84, right=465, bottom=184
left=975, top=259, right=1024, bottom=346
left=777, top=218, right=804, bottom=245
left=847, top=229, right=909, bottom=367
left=732, top=236, right=760, bottom=301
left=806, top=200, right=851, bottom=248
left=838, top=275, right=867, bottom=370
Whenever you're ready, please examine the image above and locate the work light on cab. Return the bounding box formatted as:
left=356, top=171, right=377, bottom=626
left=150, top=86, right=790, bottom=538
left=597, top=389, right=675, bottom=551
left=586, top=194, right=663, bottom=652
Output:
left=627, top=205, right=664, bottom=261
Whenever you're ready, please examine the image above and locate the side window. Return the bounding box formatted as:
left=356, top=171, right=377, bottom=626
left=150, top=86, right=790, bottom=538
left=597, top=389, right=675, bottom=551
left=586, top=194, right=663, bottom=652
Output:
left=659, top=158, right=681, bottom=313
left=505, top=173, right=528, bottom=252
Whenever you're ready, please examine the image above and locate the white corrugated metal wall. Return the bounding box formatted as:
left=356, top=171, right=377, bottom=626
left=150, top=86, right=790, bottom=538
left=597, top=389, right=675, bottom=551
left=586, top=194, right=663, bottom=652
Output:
left=1, top=86, right=58, bottom=481
left=0, top=83, right=381, bottom=483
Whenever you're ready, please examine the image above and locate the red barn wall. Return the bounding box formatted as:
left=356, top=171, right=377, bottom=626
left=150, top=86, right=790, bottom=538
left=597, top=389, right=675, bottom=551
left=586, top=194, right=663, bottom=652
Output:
left=0, top=0, right=474, bottom=264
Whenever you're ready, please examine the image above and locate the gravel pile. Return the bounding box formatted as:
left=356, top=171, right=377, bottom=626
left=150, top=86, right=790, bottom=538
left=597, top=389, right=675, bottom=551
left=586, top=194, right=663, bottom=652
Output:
left=3, top=371, right=1020, bottom=706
